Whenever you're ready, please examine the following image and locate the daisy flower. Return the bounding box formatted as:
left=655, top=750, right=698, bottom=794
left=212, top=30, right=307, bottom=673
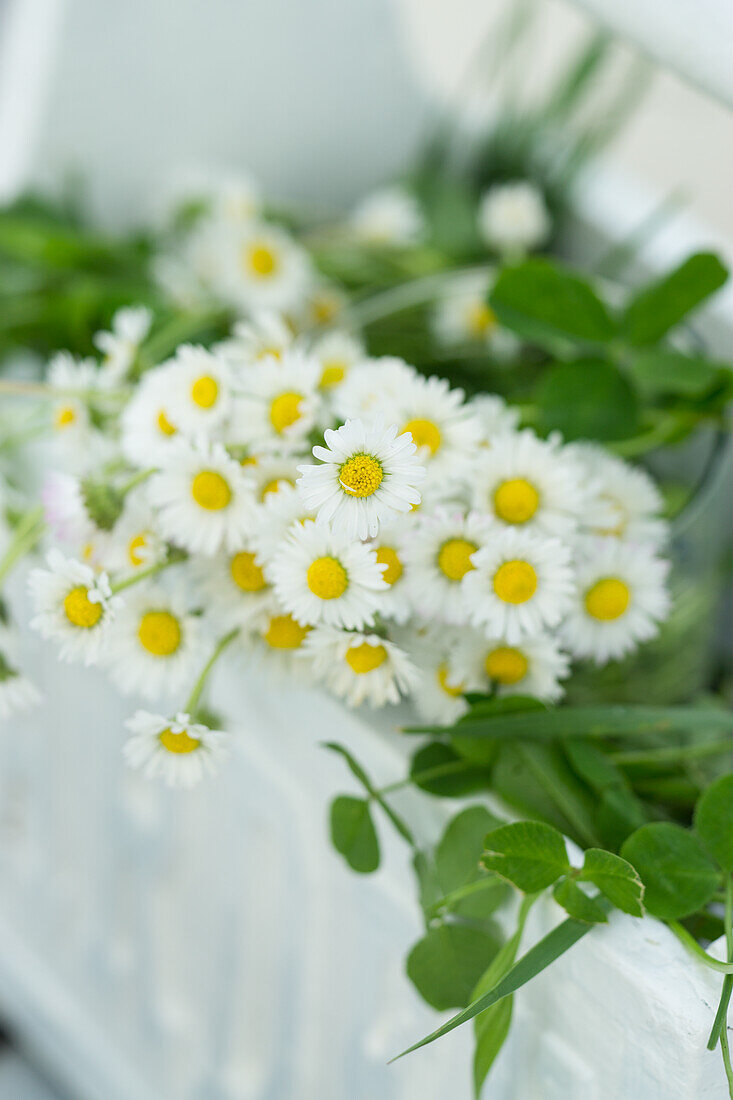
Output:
left=269, top=520, right=387, bottom=628
left=148, top=440, right=258, bottom=556
left=94, top=306, right=152, bottom=385
left=297, top=419, right=424, bottom=540
left=243, top=455, right=300, bottom=504
left=388, top=373, right=483, bottom=484
left=470, top=430, right=589, bottom=537
left=300, top=282, right=348, bottom=328
left=478, top=181, right=551, bottom=255
left=124, top=710, right=228, bottom=788
left=561, top=538, right=671, bottom=664
left=196, top=542, right=273, bottom=630
left=463, top=527, right=575, bottom=644
left=472, top=394, right=522, bottom=443
left=569, top=444, right=668, bottom=548
left=41, top=472, right=96, bottom=547
left=349, top=186, right=424, bottom=245
left=99, top=494, right=167, bottom=578
left=302, top=627, right=418, bottom=707
left=334, top=356, right=420, bottom=422
left=250, top=483, right=315, bottom=562
left=311, top=331, right=365, bottom=393
left=406, top=628, right=478, bottom=727
left=120, top=362, right=181, bottom=466
left=29, top=549, right=121, bottom=664
left=165, top=345, right=232, bottom=436
left=433, top=271, right=520, bottom=359
left=369, top=534, right=412, bottom=624
left=217, top=311, right=295, bottom=366
left=0, top=628, right=41, bottom=720
left=402, top=507, right=494, bottom=623
left=454, top=629, right=570, bottom=703
left=220, top=221, right=313, bottom=315
left=231, top=350, right=321, bottom=453
left=252, top=600, right=314, bottom=677
left=47, top=353, right=97, bottom=440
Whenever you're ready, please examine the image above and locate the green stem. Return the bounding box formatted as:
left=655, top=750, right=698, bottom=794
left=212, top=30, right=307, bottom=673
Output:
left=376, top=759, right=477, bottom=798
left=722, top=1029, right=733, bottom=1100
left=668, top=921, right=733, bottom=974
left=610, top=739, right=733, bottom=767
left=110, top=552, right=185, bottom=594
left=137, top=308, right=230, bottom=373
left=426, top=877, right=503, bottom=919
left=708, top=878, right=733, bottom=1052
left=0, top=507, right=45, bottom=587
left=346, top=265, right=493, bottom=329
left=119, top=468, right=155, bottom=496
left=185, top=628, right=240, bottom=715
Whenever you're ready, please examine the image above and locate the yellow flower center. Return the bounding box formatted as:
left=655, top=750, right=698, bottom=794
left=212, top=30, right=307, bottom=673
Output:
left=437, top=538, right=477, bottom=582
left=191, top=374, right=219, bottom=409
left=375, top=546, right=403, bottom=585
left=312, top=294, right=339, bottom=324
left=157, top=409, right=176, bottom=436
left=269, top=392, right=303, bottom=434
left=437, top=664, right=464, bottom=697
left=264, top=614, right=310, bottom=649
left=128, top=533, right=148, bottom=566
left=466, top=302, right=497, bottom=338
left=493, top=560, right=538, bottom=604
left=159, top=727, right=199, bottom=754
left=230, top=551, right=267, bottom=592
left=245, top=243, right=278, bottom=277
left=493, top=478, right=540, bottom=525
left=54, top=405, right=76, bottom=429
left=63, top=586, right=103, bottom=628
left=402, top=418, right=442, bottom=455
left=485, top=646, right=528, bottom=684
left=319, top=360, right=346, bottom=388
left=345, top=642, right=387, bottom=674
left=584, top=577, right=630, bottom=621
left=137, top=611, right=182, bottom=656
left=306, top=556, right=348, bottom=600
left=339, top=453, right=383, bottom=497
left=191, top=470, right=231, bottom=510
left=260, top=477, right=294, bottom=501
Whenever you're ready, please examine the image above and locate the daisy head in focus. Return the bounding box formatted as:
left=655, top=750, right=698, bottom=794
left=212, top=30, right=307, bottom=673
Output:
left=402, top=506, right=494, bottom=624
left=471, top=429, right=588, bottom=538
left=433, top=271, right=520, bottom=361
left=454, top=629, right=570, bottom=703
left=348, top=186, right=424, bottom=246
left=103, top=585, right=202, bottom=700
left=302, top=627, right=418, bottom=708
left=29, top=549, right=122, bottom=664
left=297, top=418, right=424, bottom=540
left=148, top=439, right=257, bottom=556
left=124, top=710, right=228, bottom=789
left=196, top=541, right=273, bottom=630
left=463, top=527, right=575, bottom=645
left=232, top=350, right=321, bottom=453
left=561, top=537, right=670, bottom=664
left=478, top=180, right=551, bottom=257
left=94, top=306, right=152, bottom=386
left=0, top=626, right=41, bottom=720
left=269, top=520, right=387, bottom=629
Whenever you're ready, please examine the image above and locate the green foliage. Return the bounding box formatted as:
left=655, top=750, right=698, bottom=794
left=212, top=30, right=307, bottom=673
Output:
left=695, top=775, right=733, bottom=873
left=535, top=359, right=639, bottom=441
left=324, top=741, right=414, bottom=847
left=329, top=796, right=379, bottom=874
left=552, top=878, right=608, bottom=923
left=578, top=849, right=644, bottom=917
left=622, top=252, right=728, bottom=345
left=620, top=822, right=720, bottom=920
left=482, top=821, right=570, bottom=892
left=80, top=478, right=125, bottom=532
left=406, top=924, right=501, bottom=1011
left=409, top=741, right=492, bottom=798
left=490, top=258, right=617, bottom=345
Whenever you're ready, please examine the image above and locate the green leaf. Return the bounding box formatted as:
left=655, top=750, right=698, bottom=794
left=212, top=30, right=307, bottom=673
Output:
left=629, top=348, right=731, bottom=399
left=623, top=251, right=728, bottom=345
left=392, top=907, right=607, bottom=1062
left=410, top=741, right=491, bottom=797
left=490, top=258, right=617, bottom=345
left=694, top=775, right=733, bottom=873
left=552, top=878, right=608, bottom=923
left=406, top=924, right=501, bottom=1011
left=535, top=359, right=640, bottom=442
left=620, top=822, right=720, bottom=919
left=329, top=796, right=379, bottom=874
left=579, top=848, right=645, bottom=917
left=563, top=740, right=645, bottom=848
left=482, top=821, right=570, bottom=892
left=324, top=741, right=414, bottom=846
left=472, top=897, right=533, bottom=1097
left=433, top=806, right=509, bottom=919
left=80, top=478, right=125, bottom=531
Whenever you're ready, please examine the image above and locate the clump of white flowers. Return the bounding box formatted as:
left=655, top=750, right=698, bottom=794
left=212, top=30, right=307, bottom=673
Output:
left=17, top=298, right=671, bottom=788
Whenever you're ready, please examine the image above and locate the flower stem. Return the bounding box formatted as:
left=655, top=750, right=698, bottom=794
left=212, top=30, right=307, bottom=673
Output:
left=346, top=264, right=494, bottom=328
left=119, top=468, right=155, bottom=496
left=426, top=876, right=504, bottom=919
left=0, top=507, right=45, bottom=587
left=708, top=878, right=733, bottom=1056
left=610, top=739, right=733, bottom=767
left=376, top=758, right=477, bottom=798
left=110, top=551, right=186, bottom=594
left=185, top=628, right=240, bottom=715
left=668, top=920, right=733, bottom=974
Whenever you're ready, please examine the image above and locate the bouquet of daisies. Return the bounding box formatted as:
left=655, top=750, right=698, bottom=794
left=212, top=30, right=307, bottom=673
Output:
left=11, top=297, right=671, bottom=789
